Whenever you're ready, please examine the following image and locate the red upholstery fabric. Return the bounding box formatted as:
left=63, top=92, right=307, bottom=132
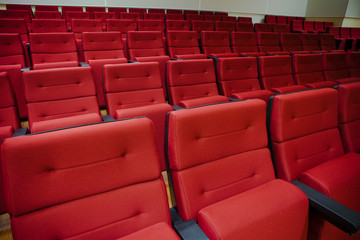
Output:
left=292, top=54, right=337, bottom=88
left=61, top=6, right=83, bottom=18
left=35, top=5, right=58, bottom=11
left=148, top=9, right=165, bottom=14
left=0, top=19, right=29, bottom=44
left=258, top=55, right=305, bottom=92
left=201, top=31, right=236, bottom=57
left=166, top=20, right=190, bottom=31
left=0, top=33, right=26, bottom=68
left=72, top=19, right=102, bottom=39
left=215, top=21, right=236, bottom=32
left=291, top=20, right=304, bottom=32
left=115, top=222, right=180, bottom=240
left=257, top=32, right=284, bottom=54
left=106, top=19, right=137, bottom=32
left=191, top=21, right=214, bottom=35
left=231, top=32, right=260, bottom=54
left=0, top=10, right=32, bottom=31
left=231, top=90, right=273, bottom=102
left=144, top=13, right=165, bottom=20
left=23, top=67, right=101, bottom=132
left=137, top=20, right=165, bottom=32
left=204, top=15, right=221, bottom=22
left=280, top=33, right=304, bottom=52
left=322, top=52, right=360, bottom=84
left=186, top=14, right=203, bottom=21
left=129, top=8, right=146, bottom=13
left=85, top=6, right=105, bottom=18
left=277, top=16, right=287, bottom=24
left=166, top=14, right=184, bottom=20
left=338, top=82, right=360, bottom=153
left=32, top=19, right=67, bottom=33
left=127, top=31, right=166, bottom=59
left=119, top=12, right=143, bottom=20
left=198, top=179, right=308, bottom=240
left=29, top=32, right=79, bottom=70
left=104, top=62, right=172, bottom=171
left=236, top=22, right=254, bottom=32
left=167, top=31, right=206, bottom=59
left=348, top=52, right=360, bottom=78
left=301, top=33, right=321, bottom=51
left=265, top=15, right=276, bottom=24
left=287, top=16, right=297, bottom=24
left=1, top=118, right=175, bottom=239
left=0, top=72, right=19, bottom=129
left=94, top=12, right=116, bottom=31
left=314, top=21, right=325, bottom=32
left=216, top=57, right=274, bottom=101
left=166, top=59, right=228, bottom=106
left=178, top=95, right=229, bottom=108
left=167, top=9, right=183, bottom=14
left=272, top=24, right=290, bottom=33
left=254, top=23, right=272, bottom=32
left=108, top=8, right=127, bottom=18
left=34, top=11, right=61, bottom=19
left=64, top=11, right=90, bottom=30
left=222, top=16, right=236, bottom=22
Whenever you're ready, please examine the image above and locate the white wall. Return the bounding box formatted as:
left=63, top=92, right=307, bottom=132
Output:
left=305, top=0, right=349, bottom=17
left=345, top=0, right=360, bottom=18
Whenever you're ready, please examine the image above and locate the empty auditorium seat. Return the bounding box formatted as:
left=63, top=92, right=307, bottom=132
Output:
left=215, top=21, right=236, bottom=32
left=184, top=10, right=198, bottom=16
left=129, top=8, right=147, bottom=13
left=277, top=15, right=287, bottom=25
left=292, top=54, right=337, bottom=88
left=272, top=24, right=289, bottom=33
left=144, top=13, right=165, bottom=20
left=34, top=11, right=62, bottom=19
left=303, top=21, right=315, bottom=33
left=287, top=16, right=297, bottom=24
left=314, top=21, right=325, bottom=33
left=200, top=11, right=213, bottom=15
left=29, top=32, right=79, bottom=70
left=186, top=14, right=203, bottom=21
left=237, top=16, right=252, bottom=22
left=324, top=21, right=334, bottom=29
left=236, top=22, right=254, bottom=32
left=167, top=31, right=206, bottom=59
left=94, top=12, right=116, bottom=31
left=165, top=14, right=184, bottom=20
left=231, top=32, right=265, bottom=57
left=82, top=32, right=127, bottom=107
left=201, top=31, right=238, bottom=58
left=137, top=19, right=165, bottom=34
left=0, top=72, right=19, bottom=214
left=191, top=20, right=214, bottom=37
left=0, top=34, right=28, bottom=118
left=351, top=28, right=360, bottom=39
left=280, top=33, right=308, bottom=54
left=167, top=9, right=183, bottom=14
left=61, top=6, right=83, bottom=17
left=348, top=52, right=360, bottom=78
left=291, top=20, right=304, bottom=33
left=258, top=55, right=307, bottom=93
left=0, top=10, right=32, bottom=32
left=265, top=15, right=277, bottom=24
left=166, top=59, right=229, bottom=107
left=148, top=8, right=166, bottom=14
left=32, top=19, right=67, bottom=33
left=327, top=26, right=340, bottom=38
left=85, top=6, right=105, bottom=18
left=23, top=67, right=102, bottom=133
left=204, top=15, right=221, bottom=22
left=0, top=19, right=29, bottom=44
left=301, top=33, right=324, bottom=52
left=64, top=11, right=90, bottom=31
left=215, top=11, right=228, bottom=16
left=338, top=82, right=360, bottom=153
left=35, top=5, right=59, bottom=12
left=127, top=31, right=170, bottom=95
left=319, top=34, right=343, bottom=52
left=166, top=20, right=191, bottom=31
left=254, top=23, right=272, bottom=32
left=167, top=100, right=309, bottom=240
left=1, top=118, right=181, bottom=240
left=222, top=16, right=236, bottom=22
left=216, top=57, right=274, bottom=101
left=107, top=7, right=127, bottom=18
left=119, top=12, right=143, bottom=20
left=269, top=88, right=360, bottom=240
left=322, top=52, right=360, bottom=84
left=103, top=62, right=173, bottom=171
left=257, top=32, right=287, bottom=55
left=106, top=19, right=137, bottom=45
left=6, top=4, right=32, bottom=18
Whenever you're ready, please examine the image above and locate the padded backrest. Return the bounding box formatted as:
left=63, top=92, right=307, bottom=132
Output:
left=303, top=21, right=314, bottom=31
left=166, top=14, right=184, bottom=20
left=148, top=9, right=165, bottom=14
left=276, top=16, right=287, bottom=24
left=119, top=12, right=143, bottom=20
left=351, top=28, right=360, bottom=37
left=61, top=6, right=83, bottom=17
left=191, top=20, right=214, bottom=32
left=167, top=31, right=201, bottom=57
left=34, top=11, right=61, bottom=19
left=348, top=52, right=360, bottom=78
left=292, top=54, right=325, bottom=85
left=186, top=14, right=203, bottom=21
left=127, top=31, right=165, bottom=59
left=106, top=19, right=137, bottom=32
left=65, top=11, right=90, bottom=22
left=215, top=21, right=236, bottom=32
left=82, top=32, right=125, bottom=62
left=35, top=5, right=59, bottom=11
left=254, top=23, right=272, bottom=32
left=167, top=9, right=183, bottom=14
left=0, top=10, right=31, bottom=23
left=258, top=55, right=295, bottom=89
left=231, top=32, right=258, bottom=53
left=287, top=16, right=297, bottom=24
left=215, top=12, right=228, bottom=16
left=301, top=33, right=320, bottom=51
left=166, top=20, right=191, bottom=31
left=201, top=31, right=232, bottom=54
left=257, top=32, right=281, bottom=52
left=0, top=33, right=26, bottom=68
left=29, top=32, right=78, bottom=65
left=265, top=15, right=276, bottom=24
left=200, top=11, right=213, bottom=15
left=280, top=33, right=302, bottom=51
left=0, top=72, right=19, bottom=129
left=327, top=27, right=340, bottom=38
left=222, top=16, right=236, bottom=22
left=319, top=34, right=336, bottom=50
left=340, top=27, right=351, bottom=38
left=144, top=13, right=165, bottom=20
left=137, top=19, right=165, bottom=32
left=129, top=8, right=146, bottom=13
left=108, top=7, right=127, bottom=18
left=291, top=20, right=303, bottom=31
left=71, top=19, right=102, bottom=33
left=86, top=7, right=106, bottom=14
left=236, top=22, right=254, bottom=32
left=237, top=17, right=252, bottom=23
left=322, top=52, right=349, bottom=81
left=166, top=59, right=219, bottom=105
left=0, top=19, right=28, bottom=35
left=94, top=12, right=117, bottom=22
left=270, top=88, right=343, bottom=181
left=204, top=15, right=221, bottom=22
left=23, top=67, right=99, bottom=123
left=32, top=19, right=67, bottom=33
left=104, top=62, right=165, bottom=115
left=314, top=21, right=324, bottom=31
left=2, top=118, right=171, bottom=240
left=216, top=57, right=261, bottom=96
left=167, top=100, right=274, bottom=221
left=272, top=24, right=289, bottom=33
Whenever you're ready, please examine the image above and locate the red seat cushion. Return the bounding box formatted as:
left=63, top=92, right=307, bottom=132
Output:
left=271, top=85, right=307, bottom=94
left=33, top=61, right=79, bottom=70
left=115, top=222, right=180, bottom=240
left=198, top=179, right=308, bottom=240
left=178, top=95, right=229, bottom=108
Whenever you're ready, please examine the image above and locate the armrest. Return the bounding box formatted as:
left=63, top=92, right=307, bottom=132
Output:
left=79, top=62, right=90, bottom=67
left=12, top=128, right=29, bottom=137
left=292, top=180, right=360, bottom=234
left=101, top=114, right=115, bottom=122
left=170, top=207, right=209, bottom=240
left=173, top=105, right=184, bottom=110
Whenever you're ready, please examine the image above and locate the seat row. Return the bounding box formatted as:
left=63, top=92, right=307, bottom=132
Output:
left=1, top=85, right=360, bottom=239
left=265, top=14, right=305, bottom=24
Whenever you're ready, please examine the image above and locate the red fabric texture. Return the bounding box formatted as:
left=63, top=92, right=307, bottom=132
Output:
left=166, top=20, right=190, bottom=31
left=301, top=34, right=321, bottom=51
left=0, top=72, right=19, bottom=129
left=319, top=34, right=337, bottom=51
left=271, top=85, right=307, bottom=93
left=0, top=33, right=26, bottom=68
left=198, top=179, right=308, bottom=240
left=231, top=90, right=273, bottom=102
left=254, top=23, right=272, bottom=32
left=201, top=31, right=234, bottom=56
left=167, top=31, right=203, bottom=58
left=166, top=14, right=185, bottom=20
left=231, top=32, right=257, bottom=53
left=34, top=11, right=61, bottom=19
left=191, top=21, right=214, bottom=34
left=32, top=19, right=67, bottom=33
left=280, top=33, right=303, bottom=52
left=236, top=22, right=254, bottom=32
left=115, top=222, right=180, bottom=240
left=2, top=119, right=174, bottom=239
left=215, top=21, right=236, bottom=32
left=178, top=95, right=229, bottom=108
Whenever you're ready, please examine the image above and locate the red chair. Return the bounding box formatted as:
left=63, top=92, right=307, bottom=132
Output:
left=201, top=31, right=238, bottom=58
left=204, top=15, right=221, bottom=22
left=301, top=33, right=324, bottom=52
left=303, top=21, right=315, bottom=33
left=148, top=9, right=165, bottom=14
left=347, top=52, right=360, bottom=78
left=167, top=100, right=309, bottom=240
left=257, top=32, right=286, bottom=55
left=222, top=16, right=236, bottom=22
left=103, top=62, right=173, bottom=171
left=237, top=16, right=252, bottom=22
left=32, top=19, right=67, bottom=33
left=280, top=33, right=308, bottom=54
left=254, top=23, right=272, bottom=32
left=292, top=54, right=337, bottom=88
left=272, top=24, right=289, bottom=33
left=6, top=4, right=32, bottom=18
left=129, top=8, right=147, bottom=13
left=191, top=20, right=214, bottom=38
left=106, top=19, right=137, bottom=47
left=215, top=21, right=236, bottom=32
left=276, top=15, right=287, bottom=25
left=85, top=6, right=105, bottom=18
left=167, top=31, right=206, bottom=59
left=167, top=9, right=183, bottom=14
left=291, top=20, right=304, bottom=33
left=166, top=20, right=191, bottom=31
left=0, top=72, right=19, bottom=214
left=29, top=32, right=79, bottom=70
left=269, top=88, right=360, bottom=240
left=215, top=11, right=228, bottom=16
left=166, top=14, right=184, bottom=20
left=258, top=55, right=307, bottom=93
left=34, top=11, right=62, bottom=19
left=338, top=82, right=360, bottom=153
left=287, top=16, right=297, bottom=24
left=231, top=32, right=265, bottom=57
left=0, top=19, right=29, bottom=44
left=186, top=14, right=203, bottom=21
left=64, top=11, right=90, bottom=31
left=119, top=12, right=143, bottom=20
left=22, top=67, right=102, bottom=133
left=166, top=59, right=229, bottom=108
left=236, top=22, right=254, bottom=32
left=314, top=21, right=325, bottom=33
left=82, top=32, right=127, bottom=107
left=137, top=20, right=165, bottom=35
left=35, top=5, right=59, bottom=11
left=144, top=13, right=165, bottom=20
left=200, top=11, right=213, bottom=15
left=319, top=34, right=343, bottom=52
left=1, top=118, right=181, bottom=240
left=265, top=15, right=277, bottom=24
left=0, top=10, right=32, bottom=32
left=216, top=57, right=273, bottom=101
left=184, top=10, right=198, bottom=16
left=94, top=12, right=116, bottom=31
left=61, top=6, right=83, bottom=18
left=107, top=7, right=127, bottom=18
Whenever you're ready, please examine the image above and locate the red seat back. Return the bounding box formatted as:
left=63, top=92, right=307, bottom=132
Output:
left=347, top=52, right=360, bottom=78
left=0, top=33, right=26, bottom=68
left=265, top=15, right=276, bottom=24
left=0, top=72, right=19, bottom=129
left=301, top=33, right=320, bottom=51
left=215, top=21, right=236, bottom=32
left=167, top=31, right=201, bottom=57
left=144, top=13, right=165, bottom=20
left=166, top=14, right=184, bottom=20
left=35, top=5, right=59, bottom=11
left=129, top=8, right=147, bottom=13
left=236, top=22, right=254, bottom=32
left=254, top=23, right=272, bottom=32
left=257, top=32, right=282, bottom=52
left=137, top=19, right=165, bottom=32
left=322, top=52, right=349, bottom=82
left=292, top=54, right=325, bottom=85
left=319, top=34, right=337, bottom=51
left=237, top=16, right=252, bottom=22
left=148, top=9, right=165, bottom=14
left=166, top=20, right=190, bottom=31
left=127, top=31, right=166, bottom=60
left=201, top=31, right=232, bottom=55
left=32, top=19, right=67, bottom=33
left=0, top=19, right=29, bottom=42
left=34, top=11, right=62, bottom=19
left=191, top=20, right=214, bottom=34
left=231, top=32, right=258, bottom=53
left=276, top=16, right=287, bottom=24
left=204, top=15, right=221, bottom=22
left=119, top=12, right=143, bottom=20
left=106, top=19, right=137, bottom=33
left=280, top=33, right=303, bottom=51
